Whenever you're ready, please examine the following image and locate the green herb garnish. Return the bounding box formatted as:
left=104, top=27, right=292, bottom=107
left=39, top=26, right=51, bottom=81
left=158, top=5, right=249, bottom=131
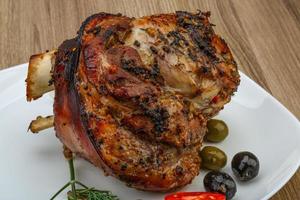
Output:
left=50, top=147, right=119, bottom=200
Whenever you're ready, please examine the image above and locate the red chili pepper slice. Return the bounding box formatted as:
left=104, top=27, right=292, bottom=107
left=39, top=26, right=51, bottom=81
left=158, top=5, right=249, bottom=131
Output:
left=211, top=95, right=219, bottom=104
left=165, top=192, right=226, bottom=200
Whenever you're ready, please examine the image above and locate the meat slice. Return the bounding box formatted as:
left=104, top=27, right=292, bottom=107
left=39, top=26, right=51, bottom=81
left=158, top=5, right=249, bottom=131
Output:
left=52, top=11, right=239, bottom=191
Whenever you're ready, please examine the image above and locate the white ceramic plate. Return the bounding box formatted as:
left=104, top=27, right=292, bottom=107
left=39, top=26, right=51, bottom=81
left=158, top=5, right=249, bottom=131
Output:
left=1, top=64, right=300, bottom=200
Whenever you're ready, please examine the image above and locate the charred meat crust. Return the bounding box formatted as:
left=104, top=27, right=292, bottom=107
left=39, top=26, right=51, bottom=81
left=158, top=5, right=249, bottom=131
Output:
left=81, top=13, right=201, bottom=190
left=53, top=11, right=240, bottom=192
left=53, top=36, right=111, bottom=172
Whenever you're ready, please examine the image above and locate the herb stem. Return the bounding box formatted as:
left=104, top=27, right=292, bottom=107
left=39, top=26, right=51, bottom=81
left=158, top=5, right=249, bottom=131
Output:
left=50, top=147, right=118, bottom=200
left=50, top=182, right=71, bottom=200
left=68, top=158, right=77, bottom=200
left=74, top=180, right=89, bottom=189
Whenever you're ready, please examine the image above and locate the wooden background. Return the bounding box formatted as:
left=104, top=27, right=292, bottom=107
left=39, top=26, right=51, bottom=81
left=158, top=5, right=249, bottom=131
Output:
left=0, top=0, right=299, bottom=199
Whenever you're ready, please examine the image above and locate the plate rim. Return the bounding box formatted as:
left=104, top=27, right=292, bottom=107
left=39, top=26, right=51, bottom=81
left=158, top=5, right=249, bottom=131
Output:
left=239, top=73, right=300, bottom=200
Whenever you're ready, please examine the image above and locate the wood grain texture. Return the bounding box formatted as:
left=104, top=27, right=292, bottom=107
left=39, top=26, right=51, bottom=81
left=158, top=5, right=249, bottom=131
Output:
left=0, top=0, right=299, bottom=199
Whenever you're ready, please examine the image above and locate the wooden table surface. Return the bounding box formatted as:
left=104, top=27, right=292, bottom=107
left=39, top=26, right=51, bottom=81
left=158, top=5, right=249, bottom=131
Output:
left=1, top=0, right=299, bottom=199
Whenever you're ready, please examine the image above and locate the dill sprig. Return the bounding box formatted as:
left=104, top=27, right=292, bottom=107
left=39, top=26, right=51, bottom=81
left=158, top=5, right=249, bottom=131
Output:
left=67, top=188, right=119, bottom=200
left=50, top=149, right=119, bottom=200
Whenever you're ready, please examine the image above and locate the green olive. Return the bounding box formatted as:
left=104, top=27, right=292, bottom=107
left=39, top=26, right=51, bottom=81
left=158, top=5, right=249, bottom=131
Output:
left=200, top=146, right=227, bottom=170
left=205, top=119, right=228, bottom=142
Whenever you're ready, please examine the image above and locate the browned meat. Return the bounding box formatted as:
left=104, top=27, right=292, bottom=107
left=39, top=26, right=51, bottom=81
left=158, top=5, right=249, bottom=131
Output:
left=53, top=11, right=239, bottom=191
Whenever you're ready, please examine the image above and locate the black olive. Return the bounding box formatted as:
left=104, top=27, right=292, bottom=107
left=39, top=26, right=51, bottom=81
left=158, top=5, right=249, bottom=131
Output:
left=231, top=151, right=259, bottom=181
left=203, top=171, right=237, bottom=200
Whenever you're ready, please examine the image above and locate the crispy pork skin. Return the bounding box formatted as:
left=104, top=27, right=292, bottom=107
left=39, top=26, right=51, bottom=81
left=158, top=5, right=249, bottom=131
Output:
left=53, top=11, right=239, bottom=191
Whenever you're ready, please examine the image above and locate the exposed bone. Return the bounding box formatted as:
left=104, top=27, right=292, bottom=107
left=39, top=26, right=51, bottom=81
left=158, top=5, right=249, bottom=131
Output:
left=26, top=50, right=56, bottom=101
left=28, top=115, right=54, bottom=133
